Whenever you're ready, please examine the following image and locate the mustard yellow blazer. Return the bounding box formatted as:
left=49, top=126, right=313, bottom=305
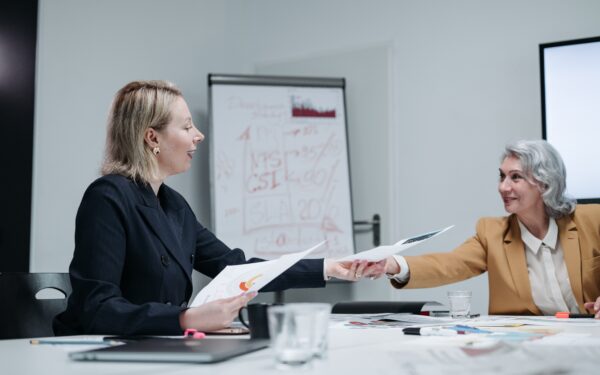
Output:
left=392, top=204, right=600, bottom=315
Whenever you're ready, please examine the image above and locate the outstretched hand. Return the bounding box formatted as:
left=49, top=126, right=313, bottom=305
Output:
left=325, top=259, right=387, bottom=281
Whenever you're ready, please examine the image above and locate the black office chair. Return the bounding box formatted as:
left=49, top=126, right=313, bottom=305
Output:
left=0, top=272, right=71, bottom=339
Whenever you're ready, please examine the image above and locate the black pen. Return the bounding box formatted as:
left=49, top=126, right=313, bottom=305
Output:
left=403, top=327, right=458, bottom=336
left=555, top=312, right=595, bottom=319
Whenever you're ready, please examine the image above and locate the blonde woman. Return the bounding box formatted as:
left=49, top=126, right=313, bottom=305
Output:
left=54, top=81, right=384, bottom=335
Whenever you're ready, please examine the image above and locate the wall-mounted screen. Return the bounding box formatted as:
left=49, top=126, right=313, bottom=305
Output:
left=540, top=36, right=600, bottom=203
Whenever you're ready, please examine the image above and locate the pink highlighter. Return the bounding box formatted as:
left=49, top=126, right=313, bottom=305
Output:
left=183, top=328, right=206, bottom=339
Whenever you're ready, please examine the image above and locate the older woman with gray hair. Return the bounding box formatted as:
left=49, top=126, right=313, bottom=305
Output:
left=382, top=140, right=600, bottom=317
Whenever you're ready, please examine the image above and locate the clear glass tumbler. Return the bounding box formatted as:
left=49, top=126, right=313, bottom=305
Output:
left=267, top=304, right=319, bottom=369
left=310, top=303, right=331, bottom=360
left=447, top=290, right=472, bottom=318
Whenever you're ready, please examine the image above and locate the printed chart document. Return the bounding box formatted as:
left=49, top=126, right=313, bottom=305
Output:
left=339, top=225, right=454, bottom=262
left=191, top=241, right=326, bottom=306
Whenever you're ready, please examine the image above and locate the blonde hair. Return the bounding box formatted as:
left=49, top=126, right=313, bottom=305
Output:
left=101, top=80, right=182, bottom=183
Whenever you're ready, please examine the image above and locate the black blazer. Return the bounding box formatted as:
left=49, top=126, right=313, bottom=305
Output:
left=53, top=174, right=325, bottom=335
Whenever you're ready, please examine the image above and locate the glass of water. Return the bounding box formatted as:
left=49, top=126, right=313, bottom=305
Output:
left=268, top=304, right=321, bottom=369
left=447, top=290, right=472, bottom=318
left=310, top=303, right=331, bottom=360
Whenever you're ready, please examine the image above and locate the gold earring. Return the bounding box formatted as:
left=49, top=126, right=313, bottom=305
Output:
left=153, top=147, right=160, bottom=155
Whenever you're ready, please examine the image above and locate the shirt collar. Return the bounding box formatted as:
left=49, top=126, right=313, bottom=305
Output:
left=518, top=218, right=558, bottom=255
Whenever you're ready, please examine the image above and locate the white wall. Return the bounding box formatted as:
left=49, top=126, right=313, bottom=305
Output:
left=222, top=0, right=600, bottom=313
left=32, top=0, right=235, bottom=270
left=32, top=0, right=600, bottom=313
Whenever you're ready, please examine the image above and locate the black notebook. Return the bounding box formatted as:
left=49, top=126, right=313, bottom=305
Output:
left=69, top=338, right=269, bottom=363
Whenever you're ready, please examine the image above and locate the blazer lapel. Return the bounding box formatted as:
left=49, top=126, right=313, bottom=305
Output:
left=136, top=183, right=192, bottom=286
left=504, top=215, right=542, bottom=315
left=558, top=215, right=584, bottom=310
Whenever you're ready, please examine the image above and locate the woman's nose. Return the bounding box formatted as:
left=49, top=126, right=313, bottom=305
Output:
left=194, top=129, right=205, bottom=143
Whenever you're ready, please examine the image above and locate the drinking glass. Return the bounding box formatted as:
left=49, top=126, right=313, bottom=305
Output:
left=447, top=290, right=472, bottom=318
left=267, top=303, right=324, bottom=369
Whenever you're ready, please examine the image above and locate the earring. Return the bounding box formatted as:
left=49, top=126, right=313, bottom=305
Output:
left=153, top=147, right=160, bottom=155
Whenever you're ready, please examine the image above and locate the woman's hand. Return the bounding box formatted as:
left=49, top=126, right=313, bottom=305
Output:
left=383, top=256, right=400, bottom=275
left=324, top=259, right=387, bottom=281
left=584, top=297, right=600, bottom=319
left=179, top=292, right=257, bottom=331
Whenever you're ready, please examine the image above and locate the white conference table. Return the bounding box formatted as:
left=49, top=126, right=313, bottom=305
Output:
left=2, top=316, right=600, bottom=375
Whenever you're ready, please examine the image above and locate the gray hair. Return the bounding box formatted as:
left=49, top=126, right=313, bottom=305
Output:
left=501, top=140, right=576, bottom=218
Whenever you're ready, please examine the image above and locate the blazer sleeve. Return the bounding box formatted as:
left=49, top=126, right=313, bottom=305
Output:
left=55, top=182, right=184, bottom=335
left=391, top=219, right=489, bottom=289
left=192, top=222, right=326, bottom=291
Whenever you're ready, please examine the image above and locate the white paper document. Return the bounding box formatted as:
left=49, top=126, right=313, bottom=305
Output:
left=190, top=241, right=326, bottom=306
left=339, top=225, right=454, bottom=262
left=388, top=340, right=600, bottom=375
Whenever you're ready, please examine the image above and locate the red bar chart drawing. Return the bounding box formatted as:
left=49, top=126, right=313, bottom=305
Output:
left=291, top=95, right=336, bottom=118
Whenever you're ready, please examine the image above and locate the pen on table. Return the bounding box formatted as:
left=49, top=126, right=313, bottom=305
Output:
left=555, top=312, right=595, bottom=319
left=30, top=338, right=116, bottom=345
left=451, top=325, right=492, bottom=334
left=420, top=311, right=450, bottom=317
left=403, top=327, right=460, bottom=336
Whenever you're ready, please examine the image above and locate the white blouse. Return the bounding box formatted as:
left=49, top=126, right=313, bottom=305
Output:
left=518, top=218, right=579, bottom=315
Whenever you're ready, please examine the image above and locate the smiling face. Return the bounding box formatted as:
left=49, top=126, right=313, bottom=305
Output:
left=498, top=156, right=545, bottom=218
left=154, top=96, right=204, bottom=178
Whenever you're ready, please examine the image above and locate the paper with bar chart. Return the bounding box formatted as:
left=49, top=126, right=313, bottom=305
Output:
left=191, top=241, right=326, bottom=306
left=339, top=226, right=454, bottom=262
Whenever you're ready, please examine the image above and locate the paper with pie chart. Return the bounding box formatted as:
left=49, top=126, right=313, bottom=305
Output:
left=190, top=241, right=326, bottom=306
left=338, top=225, right=454, bottom=262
